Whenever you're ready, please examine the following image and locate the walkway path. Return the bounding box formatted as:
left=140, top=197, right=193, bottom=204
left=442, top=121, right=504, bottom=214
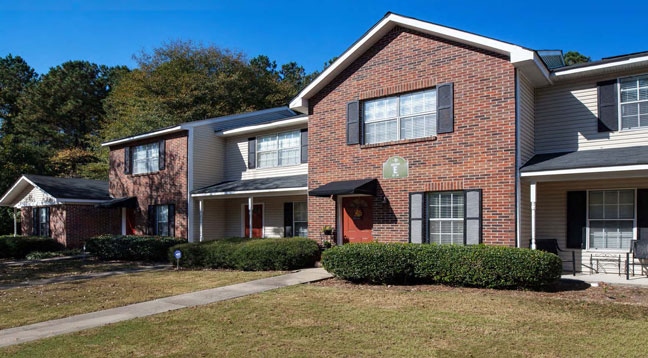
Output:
left=0, top=267, right=333, bottom=348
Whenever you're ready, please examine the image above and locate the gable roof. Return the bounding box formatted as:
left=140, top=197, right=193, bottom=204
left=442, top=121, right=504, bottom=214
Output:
left=289, top=12, right=550, bottom=113
left=102, top=107, right=299, bottom=147
left=0, top=175, right=111, bottom=207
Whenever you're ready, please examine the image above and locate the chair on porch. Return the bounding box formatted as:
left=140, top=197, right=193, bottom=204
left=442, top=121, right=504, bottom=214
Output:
left=625, top=240, right=648, bottom=280
left=535, top=239, right=576, bottom=276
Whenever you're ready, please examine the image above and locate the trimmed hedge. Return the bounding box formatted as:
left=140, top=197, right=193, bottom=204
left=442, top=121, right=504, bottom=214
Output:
left=322, top=243, right=563, bottom=289
left=170, top=237, right=320, bottom=271
left=0, top=236, right=65, bottom=259
left=85, top=235, right=187, bottom=262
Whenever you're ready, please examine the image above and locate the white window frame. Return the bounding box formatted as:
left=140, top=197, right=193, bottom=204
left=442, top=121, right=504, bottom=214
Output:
left=156, top=205, right=169, bottom=236
left=427, top=191, right=464, bottom=245
left=132, top=142, right=159, bottom=175
left=256, top=130, right=301, bottom=168
left=619, top=74, right=648, bottom=131
left=363, top=88, right=437, bottom=144
left=293, top=201, right=308, bottom=237
left=586, top=188, right=636, bottom=251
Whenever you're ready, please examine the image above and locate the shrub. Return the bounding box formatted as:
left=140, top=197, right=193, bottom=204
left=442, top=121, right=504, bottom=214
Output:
left=170, top=237, right=320, bottom=271
left=322, top=243, right=563, bottom=289
left=0, top=235, right=65, bottom=259
left=85, top=235, right=187, bottom=262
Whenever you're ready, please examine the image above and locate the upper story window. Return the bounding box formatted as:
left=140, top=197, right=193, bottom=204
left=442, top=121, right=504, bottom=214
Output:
left=133, top=142, right=159, bottom=174
left=256, top=130, right=301, bottom=168
left=124, top=139, right=166, bottom=176
left=363, top=89, right=437, bottom=144
left=620, top=75, right=648, bottom=130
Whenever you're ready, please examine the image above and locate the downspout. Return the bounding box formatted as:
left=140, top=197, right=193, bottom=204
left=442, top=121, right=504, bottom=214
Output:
left=514, top=70, right=521, bottom=248
left=187, top=128, right=194, bottom=242
left=13, top=207, right=17, bottom=236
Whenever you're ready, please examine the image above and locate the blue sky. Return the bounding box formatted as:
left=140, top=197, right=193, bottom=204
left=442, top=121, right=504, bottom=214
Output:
left=1, top=0, right=647, bottom=75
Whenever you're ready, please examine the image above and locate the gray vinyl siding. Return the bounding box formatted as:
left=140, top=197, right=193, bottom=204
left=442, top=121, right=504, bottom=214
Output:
left=192, top=125, right=225, bottom=189
left=535, top=74, right=648, bottom=154
left=522, top=177, right=648, bottom=272
left=518, top=72, right=535, bottom=165
left=224, top=125, right=308, bottom=181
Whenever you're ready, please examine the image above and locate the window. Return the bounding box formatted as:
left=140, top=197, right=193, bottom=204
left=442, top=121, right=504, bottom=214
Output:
left=588, top=189, right=634, bottom=250
left=257, top=130, right=301, bottom=168
left=428, top=191, right=464, bottom=245
left=149, top=204, right=175, bottom=236
left=363, top=89, right=437, bottom=144
left=132, top=142, right=160, bottom=174
left=620, top=75, right=648, bottom=130
left=32, top=207, right=50, bottom=237
left=293, top=202, right=308, bottom=237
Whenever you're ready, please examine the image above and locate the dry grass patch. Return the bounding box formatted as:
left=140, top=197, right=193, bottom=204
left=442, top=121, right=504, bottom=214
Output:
left=3, top=280, right=648, bottom=357
left=0, top=269, right=281, bottom=330
left=0, top=258, right=143, bottom=285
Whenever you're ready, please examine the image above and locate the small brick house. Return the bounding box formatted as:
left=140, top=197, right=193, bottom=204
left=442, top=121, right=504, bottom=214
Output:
left=0, top=175, right=121, bottom=247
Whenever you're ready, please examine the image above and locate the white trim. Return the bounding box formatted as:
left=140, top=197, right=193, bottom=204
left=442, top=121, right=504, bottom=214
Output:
left=121, top=208, right=126, bottom=235
left=191, top=187, right=308, bottom=198
left=0, top=175, right=36, bottom=205
left=290, top=13, right=545, bottom=112
left=520, top=164, right=648, bottom=178
left=515, top=71, right=521, bottom=249
left=101, top=126, right=183, bottom=147
left=216, top=115, right=308, bottom=137
left=553, top=55, right=648, bottom=79
left=57, top=199, right=109, bottom=204
left=187, top=128, right=195, bottom=242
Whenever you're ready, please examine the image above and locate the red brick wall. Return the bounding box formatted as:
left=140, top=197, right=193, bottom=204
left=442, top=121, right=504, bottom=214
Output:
left=21, top=205, right=121, bottom=248
left=108, top=131, right=189, bottom=238
left=308, top=27, right=517, bottom=246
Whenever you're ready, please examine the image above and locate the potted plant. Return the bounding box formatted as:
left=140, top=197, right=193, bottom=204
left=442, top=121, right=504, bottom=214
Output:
left=321, top=225, right=334, bottom=235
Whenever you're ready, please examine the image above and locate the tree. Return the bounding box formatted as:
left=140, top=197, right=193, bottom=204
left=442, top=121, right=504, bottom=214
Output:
left=564, top=51, right=591, bottom=66
left=0, top=54, right=38, bottom=135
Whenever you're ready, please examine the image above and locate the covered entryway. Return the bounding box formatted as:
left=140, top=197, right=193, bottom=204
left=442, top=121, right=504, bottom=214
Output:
left=309, top=178, right=378, bottom=245
left=244, top=204, right=263, bottom=238
left=341, top=196, right=373, bottom=243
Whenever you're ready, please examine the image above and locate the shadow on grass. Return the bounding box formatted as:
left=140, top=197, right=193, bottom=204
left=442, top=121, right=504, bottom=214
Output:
left=536, top=278, right=591, bottom=293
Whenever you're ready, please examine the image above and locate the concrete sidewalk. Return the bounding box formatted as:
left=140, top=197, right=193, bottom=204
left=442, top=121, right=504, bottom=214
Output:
left=0, top=267, right=333, bottom=348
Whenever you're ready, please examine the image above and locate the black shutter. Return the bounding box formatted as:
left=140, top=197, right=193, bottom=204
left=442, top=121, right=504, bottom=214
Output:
left=147, top=205, right=155, bottom=235
left=124, top=147, right=131, bottom=174
left=44, top=207, right=50, bottom=237
left=248, top=137, right=256, bottom=169
left=300, top=129, right=308, bottom=163
left=346, top=101, right=360, bottom=145
left=464, top=189, right=482, bottom=245
left=284, top=202, right=294, bottom=237
left=597, top=80, right=618, bottom=132
left=437, top=82, right=454, bottom=134
left=32, top=207, right=38, bottom=235
left=158, top=140, right=166, bottom=170
left=168, top=204, right=175, bottom=237
left=566, top=191, right=587, bottom=249
left=409, top=193, right=425, bottom=244
left=637, top=189, right=648, bottom=240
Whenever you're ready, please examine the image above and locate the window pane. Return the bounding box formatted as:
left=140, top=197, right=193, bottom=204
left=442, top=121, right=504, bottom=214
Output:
left=257, top=135, right=277, bottom=151
left=427, top=191, right=465, bottom=245
left=258, top=151, right=278, bottom=168
left=365, top=119, right=397, bottom=144
left=278, top=131, right=300, bottom=149
left=279, top=148, right=300, bottom=166
left=364, top=98, right=397, bottom=122
left=293, top=202, right=308, bottom=221
left=295, top=222, right=308, bottom=237
left=400, top=90, right=436, bottom=116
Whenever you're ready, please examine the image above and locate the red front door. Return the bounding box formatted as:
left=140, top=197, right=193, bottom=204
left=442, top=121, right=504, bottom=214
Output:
left=342, top=197, right=373, bottom=243
left=126, top=208, right=136, bottom=235
left=244, top=204, right=263, bottom=238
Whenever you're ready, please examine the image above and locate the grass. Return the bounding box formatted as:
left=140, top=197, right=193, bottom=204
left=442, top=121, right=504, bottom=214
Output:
left=0, top=258, right=144, bottom=285
left=0, top=268, right=281, bottom=330
left=2, top=283, right=647, bottom=357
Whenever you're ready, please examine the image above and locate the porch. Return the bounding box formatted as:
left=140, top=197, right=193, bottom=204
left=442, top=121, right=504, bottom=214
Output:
left=520, top=147, right=648, bottom=277
left=190, top=175, right=308, bottom=241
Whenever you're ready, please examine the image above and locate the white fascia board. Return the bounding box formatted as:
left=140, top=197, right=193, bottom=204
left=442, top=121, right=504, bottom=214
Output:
left=553, top=55, right=648, bottom=79
left=0, top=176, right=31, bottom=206
left=101, top=126, right=183, bottom=147
left=520, top=164, right=648, bottom=178
left=216, top=116, right=308, bottom=137
left=57, top=199, right=107, bottom=205
left=192, top=187, right=308, bottom=198
left=290, top=13, right=541, bottom=112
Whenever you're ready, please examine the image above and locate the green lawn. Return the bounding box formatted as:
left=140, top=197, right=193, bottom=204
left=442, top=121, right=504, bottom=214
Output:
left=0, top=269, right=281, bottom=330
left=2, top=283, right=647, bottom=357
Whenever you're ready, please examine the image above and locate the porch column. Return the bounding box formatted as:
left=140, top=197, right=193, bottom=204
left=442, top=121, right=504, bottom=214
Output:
left=248, top=197, right=254, bottom=238
left=530, top=181, right=537, bottom=250
left=199, top=199, right=204, bottom=242
left=121, top=208, right=127, bottom=235
left=13, top=208, right=17, bottom=236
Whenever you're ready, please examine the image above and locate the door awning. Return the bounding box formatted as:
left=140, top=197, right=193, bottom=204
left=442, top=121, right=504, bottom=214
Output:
left=94, top=197, right=138, bottom=208
left=309, top=178, right=377, bottom=197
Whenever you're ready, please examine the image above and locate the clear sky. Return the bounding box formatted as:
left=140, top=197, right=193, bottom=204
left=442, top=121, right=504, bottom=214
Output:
left=1, top=0, right=647, bottom=75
